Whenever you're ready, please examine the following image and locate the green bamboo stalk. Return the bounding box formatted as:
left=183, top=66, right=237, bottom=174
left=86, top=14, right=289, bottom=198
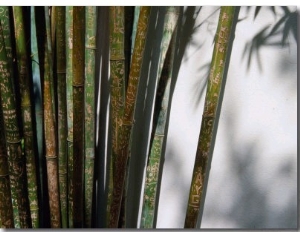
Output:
left=55, top=6, right=68, bottom=228
left=140, top=8, right=179, bottom=228
left=0, top=97, right=14, bottom=228
left=84, top=6, right=97, bottom=228
left=72, top=6, right=85, bottom=228
left=108, top=6, right=151, bottom=228
left=12, top=6, right=40, bottom=228
left=184, top=6, right=236, bottom=228
left=44, top=6, right=56, bottom=124
left=51, top=6, right=56, bottom=58
left=43, top=15, right=61, bottom=227
left=106, top=6, right=126, bottom=227
left=66, top=6, right=74, bottom=228
left=0, top=7, right=20, bottom=227
left=0, top=22, right=31, bottom=228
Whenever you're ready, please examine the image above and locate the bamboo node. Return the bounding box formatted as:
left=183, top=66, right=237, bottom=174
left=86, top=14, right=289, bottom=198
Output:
left=85, top=45, right=97, bottom=50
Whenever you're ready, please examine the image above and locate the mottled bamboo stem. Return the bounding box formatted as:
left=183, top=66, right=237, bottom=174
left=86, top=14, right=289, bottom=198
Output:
left=0, top=98, right=14, bottom=228
left=109, top=6, right=151, bottom=228
left=0, top=22, right=31, bottom=228
left=66, top=6, right=74, bottom=228
left=184, top=6, right=236, bottom=228
left=13, top=6, right=40, bottom=228
left=72, top=6, right=85, bottom=228
left=55, top=6, right=68, bottom=228
left=84, top=6, right=97, bottom=228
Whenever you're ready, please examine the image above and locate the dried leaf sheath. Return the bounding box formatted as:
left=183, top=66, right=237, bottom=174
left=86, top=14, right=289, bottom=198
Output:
left=0, top=99, right=14, bottom=228
left=43, top=17, right=61, bottom=227
left=72, top=6, right=85, bottom=228
left=55, top=6, right=68, bottom=228
left=184, top=6, right=236, bottom=228
left=0, top=20, right=31, bottom=229
left=108, top=6, right=151, bottom=228
left=12, top=6, right=40, bottom=228
left=84, top=6, right=97, bottom=228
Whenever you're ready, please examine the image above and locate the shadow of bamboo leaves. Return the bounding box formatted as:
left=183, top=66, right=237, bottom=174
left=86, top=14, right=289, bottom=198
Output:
left=242, top=6, right=297, bottom=72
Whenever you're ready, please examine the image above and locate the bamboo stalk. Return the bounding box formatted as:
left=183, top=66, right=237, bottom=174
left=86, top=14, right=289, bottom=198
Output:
left=0, top=97, right=14, bottom=228
left=130, top=6, right=140, bottom=60
left=107, top=6, right=126, bottom=227
left=84, top=6, right=97, bottom=228
left=0, top=21, right=31, bottom=228
left=184, top=6, right=236, bottom=228
left=140, top=8, right=179, bottom=228
left=43, top=12, right=61, bottom=227
left=66, top=6, right=74, bottom=228
left=55, top=6, right=68, bottom=228
left=0, top=7, right=20, bottom=227
left=108, top=6, right=151, bottom=228
left=12, top=6, right=40, bottom=228
left=72, top=6, right=85, bottom=228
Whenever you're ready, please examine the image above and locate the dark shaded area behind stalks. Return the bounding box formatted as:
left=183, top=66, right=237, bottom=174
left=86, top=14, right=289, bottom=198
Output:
left=34, top=6, right=51, bottom=228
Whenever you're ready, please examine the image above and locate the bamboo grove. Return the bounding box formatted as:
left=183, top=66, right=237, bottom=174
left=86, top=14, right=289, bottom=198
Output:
left=0, top=6, right=237, bottom=228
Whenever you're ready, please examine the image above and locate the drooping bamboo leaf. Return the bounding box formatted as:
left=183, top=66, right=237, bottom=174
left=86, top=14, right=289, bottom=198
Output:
left=12, top=6, right=40, bottom=228
left=0, top=21, right=31, bottom=228
left=84, top=6, right=97, bottom=228
left=0, top=97, right=14, bottom=228
left=43, top=9, right=61, bottom=227
left=72, top=6, right=85, bottom=228
left=140, top=7, right=179, bottom=228
left=108, top=6, right=151, bottom=228
left=184, top=6, right=236, bottom=228
left=66, top=6, right=74, bottom=228
left=55, top=6, right=68, bottom=228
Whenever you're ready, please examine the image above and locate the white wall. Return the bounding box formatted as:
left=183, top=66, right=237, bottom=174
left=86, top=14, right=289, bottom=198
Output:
left=156, top=6, right=297, bottom=229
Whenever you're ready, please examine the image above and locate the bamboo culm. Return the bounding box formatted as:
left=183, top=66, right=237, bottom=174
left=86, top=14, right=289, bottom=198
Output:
left=107, top=6, right=126, bottom=227
left=55, top=6, right=68, bottom=228
left=43, top=9, right=61, bottom=226
left=84, top=6, right=97, bottom=228
left=72, top=6, right=85, bottom=228
left=66, top=6, right=74, bottom=228
left=184, top=6, right=236, bottom=228
left=0, top=21, right=31, bottom=228
left=109, top=6, right=151, bottom=228
left=140, top=7, right=179, bottom=228
left=13, top=6, right=40, bottom=228
left=0, top=97, right=14, bottom=228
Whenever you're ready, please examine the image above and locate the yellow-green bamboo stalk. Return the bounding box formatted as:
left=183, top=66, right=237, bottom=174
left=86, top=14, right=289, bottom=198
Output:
left=72, top=6, right=85, bottom=228
left=109, top=6, right=151, bottom=228
left=107, top=6, right=126, bottom=227
left=0, top=22, right=31, bottom=228
left=0, top=98, right=14, bottom=228
left=184, top=6, right=236, bottom=228
left=84, top=6, right=97, bottom=228
left=66, top=6, right=74, bottom=228
left=141, top=7, right=179, bottom=228
left=55, top=6, right=68, bottom=228
left=12, top=6, right=40, bottom=228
